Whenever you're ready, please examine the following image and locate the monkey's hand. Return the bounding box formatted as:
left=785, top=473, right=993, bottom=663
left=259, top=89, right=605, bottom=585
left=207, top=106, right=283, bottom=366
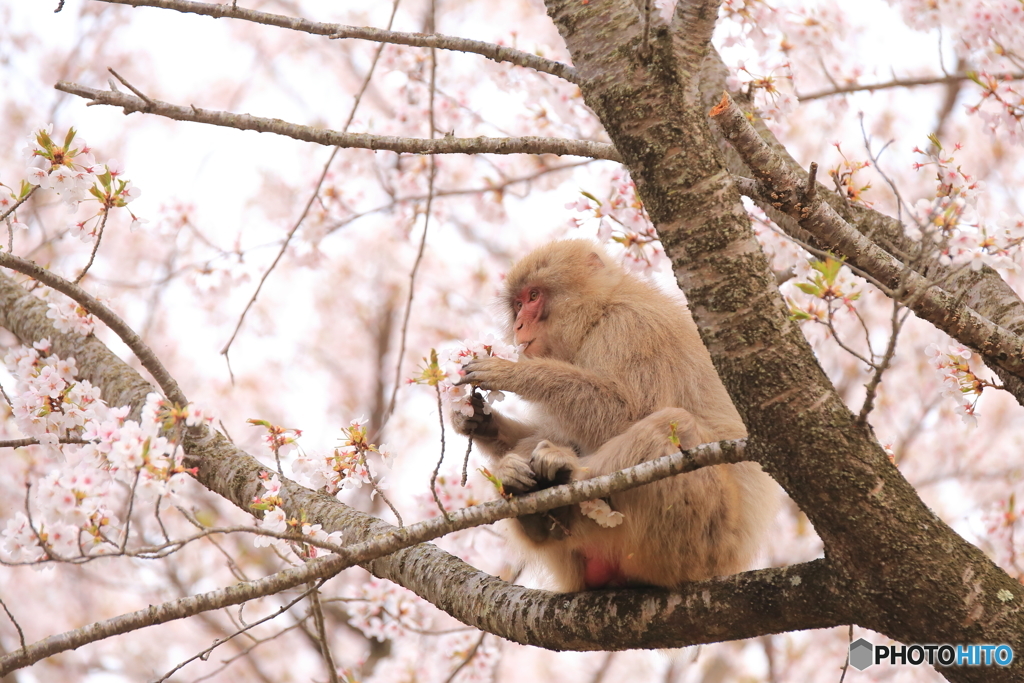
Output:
left=530, top=440, right=578, bottom=487
left=450, top=393, right=499, bottom=438
left=492, top=453, right=537, bottom=495
left=456, top=357, right=519, bottom=392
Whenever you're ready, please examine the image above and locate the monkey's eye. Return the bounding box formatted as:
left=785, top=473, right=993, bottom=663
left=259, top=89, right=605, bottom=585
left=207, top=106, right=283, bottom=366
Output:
left=529, top=289, right=539, bottom=301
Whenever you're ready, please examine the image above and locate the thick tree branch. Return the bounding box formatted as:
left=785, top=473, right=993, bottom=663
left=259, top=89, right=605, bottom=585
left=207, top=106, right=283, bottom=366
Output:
left=0, top=269, right=846, bottom=670
left=0, top=435, right=754, bottom=674
left=93, top=0, right=580, bottom=84
left=54, top=82, right=621, bottom=161
left=670, top=0, right=723, bottom=74
left=710, top=92, right=1024, bottom=383
left=697, top=49, right=1024, bottom=406
left=0, top=252, right=187, bottom=406
left=543, top=1, right=1024, bottom=679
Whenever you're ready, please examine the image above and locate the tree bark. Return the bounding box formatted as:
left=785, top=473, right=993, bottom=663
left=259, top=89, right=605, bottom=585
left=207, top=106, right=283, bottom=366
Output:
left=541, top=0, right=1024, bottom=680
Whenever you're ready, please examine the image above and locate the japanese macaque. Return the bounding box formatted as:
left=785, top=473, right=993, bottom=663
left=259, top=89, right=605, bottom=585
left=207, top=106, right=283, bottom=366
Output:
left=453, top=240, right=777, bottom=592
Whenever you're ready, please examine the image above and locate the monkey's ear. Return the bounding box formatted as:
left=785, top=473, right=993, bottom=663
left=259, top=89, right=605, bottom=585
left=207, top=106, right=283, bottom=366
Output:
left=585, top=251, right=605, bottom=269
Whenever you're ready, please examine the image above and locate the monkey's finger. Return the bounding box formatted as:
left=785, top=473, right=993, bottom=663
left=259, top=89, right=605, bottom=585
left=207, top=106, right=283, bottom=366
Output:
left=528, top=440, right=576, bottom=480
left=495, top=458, right=537, bottom=493
left=455, top=370, right=497, bottom=390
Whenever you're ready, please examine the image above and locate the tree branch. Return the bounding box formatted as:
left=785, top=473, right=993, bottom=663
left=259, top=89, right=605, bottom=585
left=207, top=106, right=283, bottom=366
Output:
left=0, top=269, right=847, bottom=669
left=670, top=0, right=724, bottom=75
left=0, top=252, right=187, bottom=406
left=698, top=49, right=1024, bottom=407
left=544, top=1, right=1024, bottom=678
left=92, top=0, right=580, bottom=84
left=710, top=91, right=1024, bottom=383
left=799, top=71, right=1024, bottom=102
left=54, top=82, right=619, bottom=161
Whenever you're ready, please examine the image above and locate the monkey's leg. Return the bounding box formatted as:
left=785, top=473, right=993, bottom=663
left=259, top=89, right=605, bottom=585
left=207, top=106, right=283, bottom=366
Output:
left=576, top=407, right=774, bottom=586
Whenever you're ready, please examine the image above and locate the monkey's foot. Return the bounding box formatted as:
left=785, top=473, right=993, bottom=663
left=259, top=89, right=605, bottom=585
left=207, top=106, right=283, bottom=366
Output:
left=493, top=453, right=537, bottom=494
left=530, top=440, right=578, bottom=486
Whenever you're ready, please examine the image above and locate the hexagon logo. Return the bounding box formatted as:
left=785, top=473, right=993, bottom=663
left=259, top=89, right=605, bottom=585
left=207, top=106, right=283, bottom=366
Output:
left=850, top=638, right=874, bottom=671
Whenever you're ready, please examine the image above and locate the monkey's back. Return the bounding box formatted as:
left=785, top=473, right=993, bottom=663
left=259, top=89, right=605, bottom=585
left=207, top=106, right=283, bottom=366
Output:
left=572, top=272, right=747, bottom=443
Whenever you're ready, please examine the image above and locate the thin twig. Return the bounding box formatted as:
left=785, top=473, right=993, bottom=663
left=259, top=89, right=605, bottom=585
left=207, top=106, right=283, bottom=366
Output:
left=816, top=313, right=875, bottom=370
left=799, top=71, right=1024, bottom=101
left=307, top=583, right=339, bottom=683
left=0, top=186, right=37, bottom=223
left=383, top=18, right=440, bottom=426
left=838, top=624, right=853, bottom=682
left=857, top=300, right=908, bottom=424
left=359, top=453, right=404, bottom=527
left=590, top=651, right=616, bottom=683
left=0, top=437, right=88, bottom=448
left=220, top=0, right=402, bottom=363
left=461, top=434, right=474, bottom=487
left=189, top=622, right=301, bottom=683
left=55, top=82, right=621, bottom=162
left=443, top=632, right=486, bottom=683
left=429, top=387, right=449, bottom=520
left=118, top=469, right=142, bottom=553
left=73, top=209, right=109, bottom=283
left=803, top=162, right=818, bottom=203
left=107, top=68, right=155, bottom=107
left=0, top=597, right=26, bottom=650
left=91, top=0, right=579, bottom=84
left=637, top=0, right=653, bottom=61
left=155, top=584, right=318, bottom=682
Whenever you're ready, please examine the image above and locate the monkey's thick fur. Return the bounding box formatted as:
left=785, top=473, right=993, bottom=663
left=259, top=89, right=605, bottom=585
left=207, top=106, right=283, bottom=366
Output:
left=454, top=240, right=778, bottom=591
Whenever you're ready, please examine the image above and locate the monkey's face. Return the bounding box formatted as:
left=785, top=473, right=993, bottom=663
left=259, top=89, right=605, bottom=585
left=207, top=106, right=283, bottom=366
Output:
left=511, top=284, right=549, bottom=358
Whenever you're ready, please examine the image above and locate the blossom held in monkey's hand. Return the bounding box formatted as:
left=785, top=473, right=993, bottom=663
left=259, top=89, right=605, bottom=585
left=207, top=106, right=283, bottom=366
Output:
left=437, top=335, right=520, bottom=417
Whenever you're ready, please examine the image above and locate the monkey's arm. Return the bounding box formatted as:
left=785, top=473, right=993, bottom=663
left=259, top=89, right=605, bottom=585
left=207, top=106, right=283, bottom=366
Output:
left=459, top=356, right=642, bottom=448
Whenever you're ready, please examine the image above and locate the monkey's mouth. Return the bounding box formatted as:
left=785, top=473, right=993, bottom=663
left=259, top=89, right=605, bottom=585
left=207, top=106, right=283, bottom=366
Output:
left=520, top=339, right=535, bottom=353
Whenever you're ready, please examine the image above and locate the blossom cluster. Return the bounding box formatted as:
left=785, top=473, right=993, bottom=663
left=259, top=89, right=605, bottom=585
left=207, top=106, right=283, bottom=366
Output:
left=251, top=472, right=344, bottom=558
left=909, top=139, right=1024, bottom=271
left=565, top=172, right=667, bottom=276
left=887, top=0, right=1024, bottom=142
left=415, top=470, right=489, bottom=521
left=290, top=417, right=391, bottom=497
left=725, top=60, right=798, bottom=121
left=345, top=577, right=425, bottom=642
left=579, top=498, right=625, bottom=528
left=5, top=339, right=100, bottom=448
left=43, top=292, right=97, bottom=336
left=967, top=72, right=1024, bottom=147
left=925, top=342, right=993, bottom=427
left=2, top=342, right=204, bottom=563
left=16, top=125, right=144, bottom=239
left=413, top=335, right=520, bottom=419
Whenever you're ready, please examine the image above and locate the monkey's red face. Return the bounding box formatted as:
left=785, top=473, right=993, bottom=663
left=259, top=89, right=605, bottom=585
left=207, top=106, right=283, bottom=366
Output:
left=512, top=284, right=548, bottom=357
